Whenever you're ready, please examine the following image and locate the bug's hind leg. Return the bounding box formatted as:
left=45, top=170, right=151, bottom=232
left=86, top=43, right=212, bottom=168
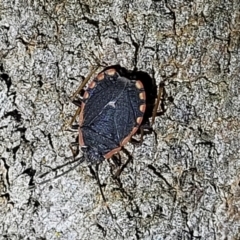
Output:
left=109, top=150, right=134, bottom=201
left=108, top=154, right=123, bottom=177
left=111, top=153, right=122, bottom=167
left=89, top=164, right=122, bottom=231
left=113, top=148, right=133, bottom=178
left=119, top=123, right=157, bottom=176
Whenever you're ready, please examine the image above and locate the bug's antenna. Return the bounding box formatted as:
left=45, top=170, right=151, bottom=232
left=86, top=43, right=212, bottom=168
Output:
left=34, top=157, right=85, bottom=186
left=90, top=164, right=123, bottom=232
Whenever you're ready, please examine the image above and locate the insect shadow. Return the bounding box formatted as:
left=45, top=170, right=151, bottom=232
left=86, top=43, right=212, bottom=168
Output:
left=34, top=65, right=164, bottom=231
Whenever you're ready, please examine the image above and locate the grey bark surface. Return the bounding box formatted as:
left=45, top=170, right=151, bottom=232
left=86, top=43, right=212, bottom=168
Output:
left=0, top=0, right=240, bottom=239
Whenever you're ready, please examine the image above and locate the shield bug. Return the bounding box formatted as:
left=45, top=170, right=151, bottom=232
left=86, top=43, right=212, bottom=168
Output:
left=36, top=65, right=160, bottom=231
left=38, top=65, right=158, bottom=184
left=70, top=65, right=157, bottom=167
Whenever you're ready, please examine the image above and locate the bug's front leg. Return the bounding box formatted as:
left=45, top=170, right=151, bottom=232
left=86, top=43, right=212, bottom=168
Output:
left=69, top=65, right=100, bottom=127
left=71, top=65, right=100, bottom=101
left=72, top=98, right=83, bottom=107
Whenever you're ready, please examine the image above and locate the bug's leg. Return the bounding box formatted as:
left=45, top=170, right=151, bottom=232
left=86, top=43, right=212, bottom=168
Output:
left=108, top=154, right=122, bottom=177
left=151, top=82, right=165, bottom=125
left=113, top=148, right=133, bottom=178
left=69, top=136, right=79, bottom=158
left=129, top=135, right=142, bottom=145
left=130, top=122, right=153, bottom=146
left=111, top=154, right=122, bottom=167
left=71, top=65, right=100, bottom=101
left=69, top=108, right=81, bottom=128
left=107, top=154, right=120, bottom=176
left=65, top=123, right=79, bottom=133
left=89, top=164, right=123, bottom=231
left=69, top=65, right=100, bottom=127
left=109, top=150, right=134, bottom=201
left=70, top=124, right=79, bottom=130
left=72, top=98, right=83, bottom=107
left=140, top=124, right=158, bottom=147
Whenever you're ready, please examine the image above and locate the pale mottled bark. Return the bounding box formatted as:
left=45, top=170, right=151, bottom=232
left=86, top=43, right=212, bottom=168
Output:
left=0, top=0, right=240, bottom=239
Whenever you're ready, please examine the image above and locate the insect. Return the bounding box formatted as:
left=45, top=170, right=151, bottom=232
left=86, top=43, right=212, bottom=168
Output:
left=38, top=65, right=161, bottom=183
left=36, top=65, right=163, bottom=230
left=72, top=66, right=155, bottom=163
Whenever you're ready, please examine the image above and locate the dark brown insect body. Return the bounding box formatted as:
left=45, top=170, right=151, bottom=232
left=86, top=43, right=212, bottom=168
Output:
left=36, top=65, right=160, bottom=231
left=73, top=65, right=157, bottom=165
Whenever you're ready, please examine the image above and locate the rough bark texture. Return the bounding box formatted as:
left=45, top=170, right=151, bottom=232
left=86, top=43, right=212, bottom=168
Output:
left=0, top=0, right=240, bottom=239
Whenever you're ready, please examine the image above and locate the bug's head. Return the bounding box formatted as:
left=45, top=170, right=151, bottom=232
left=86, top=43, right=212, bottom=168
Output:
left=81, top=146, right=104, bottom=165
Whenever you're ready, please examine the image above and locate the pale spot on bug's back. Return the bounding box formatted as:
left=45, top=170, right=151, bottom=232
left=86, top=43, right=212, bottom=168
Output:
left=108, top=101, right=116, bottom=108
